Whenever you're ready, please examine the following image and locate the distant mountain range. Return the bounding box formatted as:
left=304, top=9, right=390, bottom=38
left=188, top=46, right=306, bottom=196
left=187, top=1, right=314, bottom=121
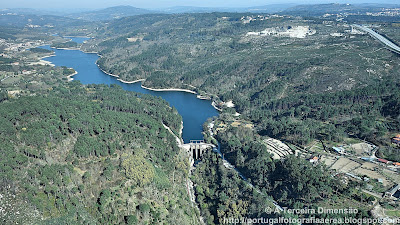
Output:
left=0, top=13, right=88, bottom=28
left=159, top=4, right=296, bottom=14
left=282, top=3, right=400, bottom=16
left=65, top=6, right=154, bottom=21
left=64, top=4, right=298, bottom=21
left=1, top=3, right=400, bottom=23
left=0, top=8, right=89, bottom=16
left=0, top=4, right=296, bottom=22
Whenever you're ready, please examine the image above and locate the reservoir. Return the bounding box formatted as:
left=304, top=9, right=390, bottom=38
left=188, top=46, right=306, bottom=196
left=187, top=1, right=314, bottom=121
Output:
left=41, top=38, right=282, bottom=209
left=41, top=37, right=219, bottom=143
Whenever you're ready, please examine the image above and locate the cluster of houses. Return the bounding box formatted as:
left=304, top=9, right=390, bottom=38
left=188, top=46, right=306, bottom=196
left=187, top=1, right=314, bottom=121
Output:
left=361, top=157, right=400, bottom=166
left=309, top=156, right=319, bottom=163
left=1, top=40, right=45, bottom=52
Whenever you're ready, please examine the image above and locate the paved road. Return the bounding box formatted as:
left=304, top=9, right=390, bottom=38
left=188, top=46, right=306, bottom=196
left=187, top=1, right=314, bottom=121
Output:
left=353, top=24, right=400, bottom=54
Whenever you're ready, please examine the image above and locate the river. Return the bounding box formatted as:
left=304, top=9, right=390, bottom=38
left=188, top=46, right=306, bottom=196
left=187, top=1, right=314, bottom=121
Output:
left=40, top=37, right=219, bottom=143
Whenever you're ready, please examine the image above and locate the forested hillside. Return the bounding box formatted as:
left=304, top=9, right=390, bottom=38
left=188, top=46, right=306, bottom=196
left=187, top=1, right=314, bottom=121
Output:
left=0, top=83, right=199, bottom=224
left=192, top=151, right=276, bottom=224
left=192, top=125, right=372, bottom=224
left=83, top=13, right=400, bottom=145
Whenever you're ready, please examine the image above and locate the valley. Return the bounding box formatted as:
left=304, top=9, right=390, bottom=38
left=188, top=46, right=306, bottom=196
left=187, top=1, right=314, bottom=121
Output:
left=1, top=3, right=400, bottom=224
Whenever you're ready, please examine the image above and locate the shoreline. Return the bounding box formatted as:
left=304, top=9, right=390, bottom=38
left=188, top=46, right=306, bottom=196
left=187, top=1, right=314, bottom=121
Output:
left=51, top=47, right=80, bottom=51
left=95, top=61, right=120, bottom=78
left=64, top=36, right=91, bottom=38
left=141, top=84, right=197, bottom=94
left=67, top=71, right=78, bottom=81
left=34, top=54, right=56, bottom=67
left=96, top=62, right=225, bottom=112
left=92, top=52, right=203, bottom=95
left=41, top=54, right=56, bottom=59
left=48, top=42, right=223, bottom=114
left=117, top=78, right=145, bottom=84
left=212, top=101, right=223, bottom=112
left=82, top=51, right=99, bottom=54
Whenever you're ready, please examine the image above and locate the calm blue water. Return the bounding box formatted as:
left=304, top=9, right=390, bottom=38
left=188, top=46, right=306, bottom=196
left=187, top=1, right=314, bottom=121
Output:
left=41, top=37, right=218, bottom=143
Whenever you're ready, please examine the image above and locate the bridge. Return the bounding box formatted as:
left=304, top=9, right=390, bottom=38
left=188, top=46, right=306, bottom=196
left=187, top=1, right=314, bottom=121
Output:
left=352, top=24, right=400, bottom=55
left=181, top=140, right=215, bottom=163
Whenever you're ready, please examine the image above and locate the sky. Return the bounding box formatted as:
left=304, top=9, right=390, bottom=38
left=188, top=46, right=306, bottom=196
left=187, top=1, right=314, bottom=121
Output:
left=1, top=0, right=399, bottom=9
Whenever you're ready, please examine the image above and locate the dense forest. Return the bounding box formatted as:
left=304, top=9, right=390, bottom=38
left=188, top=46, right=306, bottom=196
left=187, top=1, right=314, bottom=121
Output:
left=0, top=83, right=199, bottom=224
left=192, top=151, right=277, bottom=224
left=248, top=77, right=400, bottom=145
left=377, top=146, right=400, bottom=162
left=195, top=126, right=372, bottom=224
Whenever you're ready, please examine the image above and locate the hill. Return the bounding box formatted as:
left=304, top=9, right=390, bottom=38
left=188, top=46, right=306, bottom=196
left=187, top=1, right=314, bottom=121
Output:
left=0, top=83, right=199, bottom=224
left=66, top=6, right=155, bottom=21
left=0, top=13, right=89, bottom=28
left=160, top=4, right=295, bottom=14
left=0, top=34, right=200, bottom=223
left=0, top=8, right=90, bottom=16
left=242, top=3, right=297, bottom=13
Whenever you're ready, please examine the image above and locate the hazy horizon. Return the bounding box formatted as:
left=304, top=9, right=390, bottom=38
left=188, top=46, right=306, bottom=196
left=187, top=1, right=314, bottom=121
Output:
left=1, top=0, right=400, bottom=10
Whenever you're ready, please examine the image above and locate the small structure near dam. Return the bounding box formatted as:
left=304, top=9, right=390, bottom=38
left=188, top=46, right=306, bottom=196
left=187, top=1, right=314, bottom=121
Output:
left=182, top=140, right=215, bottom=162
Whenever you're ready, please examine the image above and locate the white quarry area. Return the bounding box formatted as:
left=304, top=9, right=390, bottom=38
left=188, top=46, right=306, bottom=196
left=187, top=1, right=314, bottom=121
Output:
left=246, top=26, right=316, bottom=39
left=127, top=36, right=144, bottom=42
